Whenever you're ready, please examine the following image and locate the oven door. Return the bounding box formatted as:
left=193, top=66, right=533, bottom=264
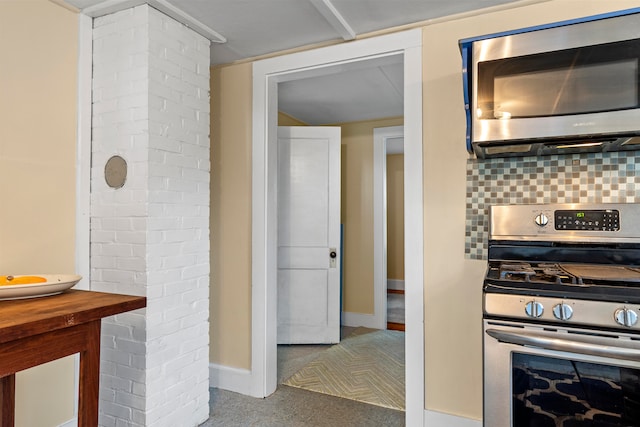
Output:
left=484, top=319, right=640, bottom=427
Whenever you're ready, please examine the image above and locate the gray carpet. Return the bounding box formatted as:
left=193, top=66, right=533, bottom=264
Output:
left=283, top=328, right=405, bottom=410
left=204, top=385, right=405, bottom=426
left=204, top=331, right=405, bottom=426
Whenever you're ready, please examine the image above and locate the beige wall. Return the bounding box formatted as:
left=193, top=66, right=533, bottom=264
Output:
left=278, top=112, right=307, bottom=126
left=210, top=63, right=253, bottom=369
left=338, top=117, right=403, bottom=314
left=386, top=154, right=404, bottom=281
left=421, top=0, right=640, bottom=419
left=209, top=0, right=640, bottom=421
left=0, top=0, right=78, bottom=425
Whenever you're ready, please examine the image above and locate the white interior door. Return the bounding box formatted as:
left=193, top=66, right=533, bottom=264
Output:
left=277, top=126, right=341, bottom=344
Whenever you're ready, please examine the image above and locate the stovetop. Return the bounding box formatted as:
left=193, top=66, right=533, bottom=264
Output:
left=491, top=261, right=640, bottom=284
left=485, top=260, right=640, bottom=304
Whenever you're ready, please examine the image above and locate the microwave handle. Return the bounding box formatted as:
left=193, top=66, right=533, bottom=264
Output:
left=486, top=328, right=640, bottom=361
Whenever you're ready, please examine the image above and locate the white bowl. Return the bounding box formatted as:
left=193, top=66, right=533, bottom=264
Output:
left=0, top=274, right=82, bottom=300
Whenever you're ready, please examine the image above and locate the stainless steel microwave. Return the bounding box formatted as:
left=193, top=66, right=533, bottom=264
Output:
left=460, top=8, right=640, bottom=158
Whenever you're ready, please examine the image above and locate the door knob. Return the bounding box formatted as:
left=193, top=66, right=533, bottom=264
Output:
left=329, top=248, right=337, bottom=268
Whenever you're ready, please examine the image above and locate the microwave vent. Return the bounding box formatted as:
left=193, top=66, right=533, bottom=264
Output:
left=474, top=137, right=640, bottom=159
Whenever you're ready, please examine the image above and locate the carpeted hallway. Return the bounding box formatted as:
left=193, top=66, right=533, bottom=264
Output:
left=203, top=328, right=405, bottom=426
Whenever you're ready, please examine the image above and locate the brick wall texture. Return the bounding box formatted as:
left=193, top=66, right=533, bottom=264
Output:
left=92, top=5, right=210, bottom=426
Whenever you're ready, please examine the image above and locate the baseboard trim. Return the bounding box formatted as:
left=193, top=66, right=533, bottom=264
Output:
left=424, top=409, right=481, bottom=427
left=387, top=279, right=405, bottom=291
left=387, top=322, right=405, bottom=331
left=342, top=311, right=383, bottom=329
left=59, top=418, right=76, bottom=427
left=209, top=363, right=254, bottom=396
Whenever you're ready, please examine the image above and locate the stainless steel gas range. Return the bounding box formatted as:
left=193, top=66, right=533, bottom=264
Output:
left=483, top=203, right=640, bottom=427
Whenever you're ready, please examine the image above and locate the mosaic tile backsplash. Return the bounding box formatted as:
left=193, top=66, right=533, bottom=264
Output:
left=465, top=151, right=640, bottom=259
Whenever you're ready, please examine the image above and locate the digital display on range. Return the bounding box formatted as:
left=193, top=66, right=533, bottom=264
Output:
left=555, top=209, right=619, bottom=231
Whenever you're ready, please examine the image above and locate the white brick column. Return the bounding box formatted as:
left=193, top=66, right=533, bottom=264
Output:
left=91, top=5, right=210, bottom=426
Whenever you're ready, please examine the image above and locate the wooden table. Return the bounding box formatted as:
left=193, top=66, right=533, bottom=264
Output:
left=0, top=290, right=146, bottom=427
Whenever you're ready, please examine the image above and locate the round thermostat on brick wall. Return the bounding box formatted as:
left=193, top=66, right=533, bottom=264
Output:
left=104, top=155, right=127, bottom=189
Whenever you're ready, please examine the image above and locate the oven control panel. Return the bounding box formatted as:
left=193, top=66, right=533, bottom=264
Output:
left=490, top=203, right=640, bottom=242
left=555, top=209, right=620, bottom=231
left=485, top=293, right=640, bottom=331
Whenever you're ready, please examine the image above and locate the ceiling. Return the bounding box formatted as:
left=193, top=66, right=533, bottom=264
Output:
left=64, top=0, right=526, bottom=125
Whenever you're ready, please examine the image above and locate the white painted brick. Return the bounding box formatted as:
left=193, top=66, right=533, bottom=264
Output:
left=99, top=387, right=116, bottom=405
left=103, top=322, right=133, bottom=339
left=114, top=230, right=147, bottom=245
left=101, top=369, right=133, bottom=393
left=165, top=178, right=198, bottom=193
left=147, top=269, right=182, bottom=284
left=115, top=390, right=146, bottom=412
left=181, top=264, right=208, bottom=281
left=114, top=418, right=135, bottom=427
left=101, top=401, right=133, bottom=420
left=100, top=359, right=117, bottom=378
left=101, top=333, right=117, bottom=350
left=115, top=364, right=145, bottom=385
left=180, top=287, right=208, bottom=305
left=93, top=5, right=209, bottom=426
left=114, top=338, right=146, bottom=357
left=99, top=244, right=135, bottom=257
left=91, top=230, right=116, bottom=243
left=129, top=411, right=145, bottom=426
left=115, top=257, right=145, bottom=272
left=149, top=136, right=183, bottom=153
left=113, top=204, right=148, bottom=217
left=181, top=142, right=210, bottom=160
left=91, top=255, right=117, bottom=269
left=164, top=151, right=200, bottom=169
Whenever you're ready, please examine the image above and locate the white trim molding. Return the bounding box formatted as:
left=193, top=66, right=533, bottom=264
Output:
left=252, top=28, right=424, bottom=425
left=75, top=14, right=92, bottom=290
left=373, top=125, right=404, bottom=330
left=81, top=0, right=226, bottom=43
left=403, top=35, right=425, bottom=427
left=72, top=13, right=94, bottom=427
left=209, top=364, right=255, bottom=397
left=342, top=311, right=380, bottom=329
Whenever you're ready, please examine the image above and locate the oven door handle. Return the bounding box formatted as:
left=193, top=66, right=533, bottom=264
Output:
left=486, top=328, right=640, bottom=361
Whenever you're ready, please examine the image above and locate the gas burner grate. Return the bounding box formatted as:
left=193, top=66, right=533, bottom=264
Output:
left=537, top=264, right=577, bottom=285
left=499, top=263, right=536, bottom=279
left=494, top=262, right=585, bottom=286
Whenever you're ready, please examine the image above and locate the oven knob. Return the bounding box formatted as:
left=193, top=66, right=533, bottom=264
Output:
left=535, top=214, right=549, bottom=227
left=525, top=301, right=544, bottom=318
left=614, top=308, right=638, bottom=327
left=552, top=303, right=573, bottom=321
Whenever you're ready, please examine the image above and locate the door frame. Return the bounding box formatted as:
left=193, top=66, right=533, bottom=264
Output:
left=373, top=126, right=405, bottom=329
left=251, top=29, right=424, bottom=425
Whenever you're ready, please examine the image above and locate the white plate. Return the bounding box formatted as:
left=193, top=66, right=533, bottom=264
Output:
left=0, top=274, right=82, bottom=300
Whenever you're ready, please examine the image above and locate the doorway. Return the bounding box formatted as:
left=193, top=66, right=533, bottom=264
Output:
left=251, top=29, right=424, bottom=425
left=374, top=126, right=405, bottom=331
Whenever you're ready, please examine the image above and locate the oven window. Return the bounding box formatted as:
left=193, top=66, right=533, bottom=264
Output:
left=512, top=353, right=640, bottom=426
